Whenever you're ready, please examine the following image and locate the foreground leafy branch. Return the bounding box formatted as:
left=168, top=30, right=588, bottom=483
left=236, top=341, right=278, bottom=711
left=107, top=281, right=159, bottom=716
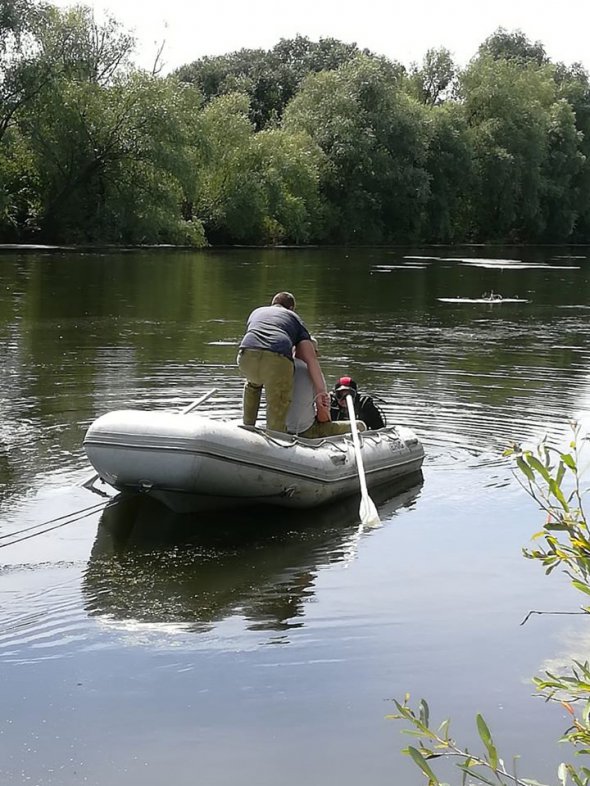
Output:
left=389, top=696, right=534, bottom=786
left=391, top=422, right=590, bottom=786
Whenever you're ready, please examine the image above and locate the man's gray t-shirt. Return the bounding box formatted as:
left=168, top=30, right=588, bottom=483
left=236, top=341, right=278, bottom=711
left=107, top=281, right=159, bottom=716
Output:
left=286, top=359, right=316, bottom=434
left=240, top=305, right=311, bottom=360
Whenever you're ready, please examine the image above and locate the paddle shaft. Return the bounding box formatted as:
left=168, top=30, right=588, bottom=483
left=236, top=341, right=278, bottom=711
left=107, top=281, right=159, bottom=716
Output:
left=181, top=388, right=217, bottom=414
left=345, top=394, right=379, bottom=526
left=346, top=395, right=370, bottom=495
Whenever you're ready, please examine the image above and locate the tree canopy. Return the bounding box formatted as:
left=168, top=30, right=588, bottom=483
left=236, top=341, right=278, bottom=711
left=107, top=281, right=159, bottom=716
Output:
left=1, top=6, right=590, bottom=247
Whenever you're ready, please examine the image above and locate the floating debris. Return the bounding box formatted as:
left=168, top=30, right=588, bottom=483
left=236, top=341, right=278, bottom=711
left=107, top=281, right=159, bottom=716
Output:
left=438, top=292, right=529, bottom=304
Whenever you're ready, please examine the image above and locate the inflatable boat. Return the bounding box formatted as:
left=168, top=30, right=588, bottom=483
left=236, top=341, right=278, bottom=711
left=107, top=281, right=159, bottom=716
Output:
left=83, top=408, right=424, bottom=513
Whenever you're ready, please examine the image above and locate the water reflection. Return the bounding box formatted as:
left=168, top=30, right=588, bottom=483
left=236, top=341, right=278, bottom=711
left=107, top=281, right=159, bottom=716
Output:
left=83, top=474, right=423, bottom=634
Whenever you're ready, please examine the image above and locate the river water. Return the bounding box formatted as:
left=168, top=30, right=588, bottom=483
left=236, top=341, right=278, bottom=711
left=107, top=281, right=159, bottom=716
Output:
left=1, top=246, right=589, bottom=785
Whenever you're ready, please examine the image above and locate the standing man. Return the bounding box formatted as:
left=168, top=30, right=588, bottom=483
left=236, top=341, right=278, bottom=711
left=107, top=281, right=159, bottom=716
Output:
left=237, top=292, right=330, bottom=432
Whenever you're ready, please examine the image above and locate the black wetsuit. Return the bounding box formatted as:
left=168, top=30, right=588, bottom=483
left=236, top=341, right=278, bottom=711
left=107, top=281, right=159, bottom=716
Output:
left=329, top=393, right=386, bottom=430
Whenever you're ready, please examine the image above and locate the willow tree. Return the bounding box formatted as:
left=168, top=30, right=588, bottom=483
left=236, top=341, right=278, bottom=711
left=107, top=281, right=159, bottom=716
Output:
left=539, top=98, right=584, bottom=241
left=283, top=54, right=431, bottom=243
left=404, top=47, right=457, bottom=107
left=196, top=92, right=324, bottom=243
left=461, top=55, right=559, bottom=241
left=175, top=35, right=366, bottom=130
left=7, top=5, right=206, bottom=245
left=423, top=103, right=474, bottom=242
left=458, top=27, right=590, bottom=243
left=554, top=63, right=590, bottom=242
left=477, top=27, right=549, bottom=67
left=0, top=0, right=68, bottom=141
left=0, top=0, right=70, bottom=238
left=193, top=92, right=257, bottom=241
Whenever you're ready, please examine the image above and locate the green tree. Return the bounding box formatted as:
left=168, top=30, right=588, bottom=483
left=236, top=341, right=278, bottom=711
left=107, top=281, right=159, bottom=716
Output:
left=423, top=103, right=474, bottom=242
left=461, top=55, right=557, bottom=241
left=478, top=27, right=549, bottom=67
left=24, top=71, right=204, bottom=243
left=540, top=98, right=584, bottom=241
left=0, top=1, right=126, bottom=140
left=175, top=35, right=372, bottom=130
left=196, top=92, right=323, bottom=243
left=554, top=63, right=590, bottom=241
left=405, top=47, right=457, bottom=107
left=0, top=125, right=38, bottom=239
left=243, top=128, right=324, bottom=243
left=193, top=92, right=255, bottom=240
left=283, top=54, right=430, bottom=243
left=1, top=0, right=56, bottom=141
left=0, top=0, right=71, bottom=237
left=5, top=5, right=205, bottom=244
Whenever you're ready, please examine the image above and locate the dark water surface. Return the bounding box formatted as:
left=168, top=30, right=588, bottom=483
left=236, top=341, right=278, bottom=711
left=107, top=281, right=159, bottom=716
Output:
left=1, top=246, right=590, bottom=785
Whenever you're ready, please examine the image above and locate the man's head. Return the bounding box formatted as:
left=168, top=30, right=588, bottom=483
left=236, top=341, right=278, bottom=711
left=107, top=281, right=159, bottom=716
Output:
left=334, top=376, right=357, bottom=406
left=271, top=292, right=296, bottom=310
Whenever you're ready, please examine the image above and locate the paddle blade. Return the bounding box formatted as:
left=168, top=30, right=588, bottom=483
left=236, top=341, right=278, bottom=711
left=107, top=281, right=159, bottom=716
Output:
left=360, top=493, right=381, bottom=528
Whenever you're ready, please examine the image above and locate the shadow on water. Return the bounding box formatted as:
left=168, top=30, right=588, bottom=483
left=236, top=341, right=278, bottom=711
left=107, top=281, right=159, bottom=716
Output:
left=83, top=473, right=424, bottom=634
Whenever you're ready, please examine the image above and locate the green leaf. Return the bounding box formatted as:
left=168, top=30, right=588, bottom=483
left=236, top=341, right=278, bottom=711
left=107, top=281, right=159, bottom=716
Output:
left=521, top=780, right=553, bottom=786
left=457, top=766, right=495, bottom=786
left=407, top=746, right=439, bottom=784
left=564, top=764, right=585, bottom=786
left=558, top=762, right=568, bottom=786
left=517, top=456, right=535, bottom=482
left=562, top=453, right=577, bottom=470
left=549, top=479, right=568, bottom=510
left=437, top=718, right=450, bottom=740
left=572, top=580, right=590, bottom=596
left=527, top=455, right=551, bottom=482
left=476, top=714, right=498, bottom=769
left=419, top=699, right=430, bottom=728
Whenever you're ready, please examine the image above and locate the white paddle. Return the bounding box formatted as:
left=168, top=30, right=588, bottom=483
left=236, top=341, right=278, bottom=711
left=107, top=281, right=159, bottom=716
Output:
left=181, top=389, right=217, bottom=414
left=345, top=393, right=380, bottom=527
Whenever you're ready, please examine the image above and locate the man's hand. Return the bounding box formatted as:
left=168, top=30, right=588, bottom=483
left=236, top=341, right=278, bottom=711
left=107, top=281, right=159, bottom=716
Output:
left=316, top=393, right=331, bottom=422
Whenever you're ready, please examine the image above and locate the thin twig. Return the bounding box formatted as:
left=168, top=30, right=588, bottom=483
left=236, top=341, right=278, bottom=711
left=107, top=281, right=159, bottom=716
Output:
left=520, top=609, right=587, bottom=626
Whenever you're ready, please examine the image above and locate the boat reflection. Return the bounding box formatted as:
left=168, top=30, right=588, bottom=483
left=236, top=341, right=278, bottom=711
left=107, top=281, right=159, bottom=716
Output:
left=83, top=473, right=423, bottom=634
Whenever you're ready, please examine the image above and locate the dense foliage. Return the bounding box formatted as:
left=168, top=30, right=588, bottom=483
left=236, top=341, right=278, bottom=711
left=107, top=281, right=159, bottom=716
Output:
left=2, top=0, right=590, bottom=246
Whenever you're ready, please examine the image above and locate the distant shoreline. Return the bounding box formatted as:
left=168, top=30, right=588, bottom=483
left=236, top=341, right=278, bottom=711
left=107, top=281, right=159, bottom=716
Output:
left=1, top=242, right=590, bottom=253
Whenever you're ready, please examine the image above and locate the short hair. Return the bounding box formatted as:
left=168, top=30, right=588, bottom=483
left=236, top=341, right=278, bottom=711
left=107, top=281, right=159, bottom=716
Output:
left=271, top=291, right=296, bottom=310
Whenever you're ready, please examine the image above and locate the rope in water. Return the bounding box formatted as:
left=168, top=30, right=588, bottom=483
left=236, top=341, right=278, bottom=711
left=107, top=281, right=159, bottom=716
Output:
left=0, top=500, right=108, bottom=549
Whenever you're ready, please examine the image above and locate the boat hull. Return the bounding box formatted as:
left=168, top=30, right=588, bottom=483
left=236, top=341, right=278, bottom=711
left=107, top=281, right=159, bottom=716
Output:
left=83, top=410, right=425, bottom=512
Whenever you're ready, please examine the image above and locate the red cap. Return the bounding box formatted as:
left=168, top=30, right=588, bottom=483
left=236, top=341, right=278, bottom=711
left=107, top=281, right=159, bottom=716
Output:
left=334, top=376, right=357, bottom=391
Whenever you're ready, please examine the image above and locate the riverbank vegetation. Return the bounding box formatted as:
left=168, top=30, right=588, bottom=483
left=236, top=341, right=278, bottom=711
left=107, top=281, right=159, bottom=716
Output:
left=392, top=425, right=590, bottom=785
left=3, top=1, right=590, bottom=247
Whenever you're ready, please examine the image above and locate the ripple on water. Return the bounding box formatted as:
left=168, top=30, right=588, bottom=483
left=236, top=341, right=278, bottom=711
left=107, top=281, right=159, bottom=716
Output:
left=0, top=566, right=94, bottom=664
